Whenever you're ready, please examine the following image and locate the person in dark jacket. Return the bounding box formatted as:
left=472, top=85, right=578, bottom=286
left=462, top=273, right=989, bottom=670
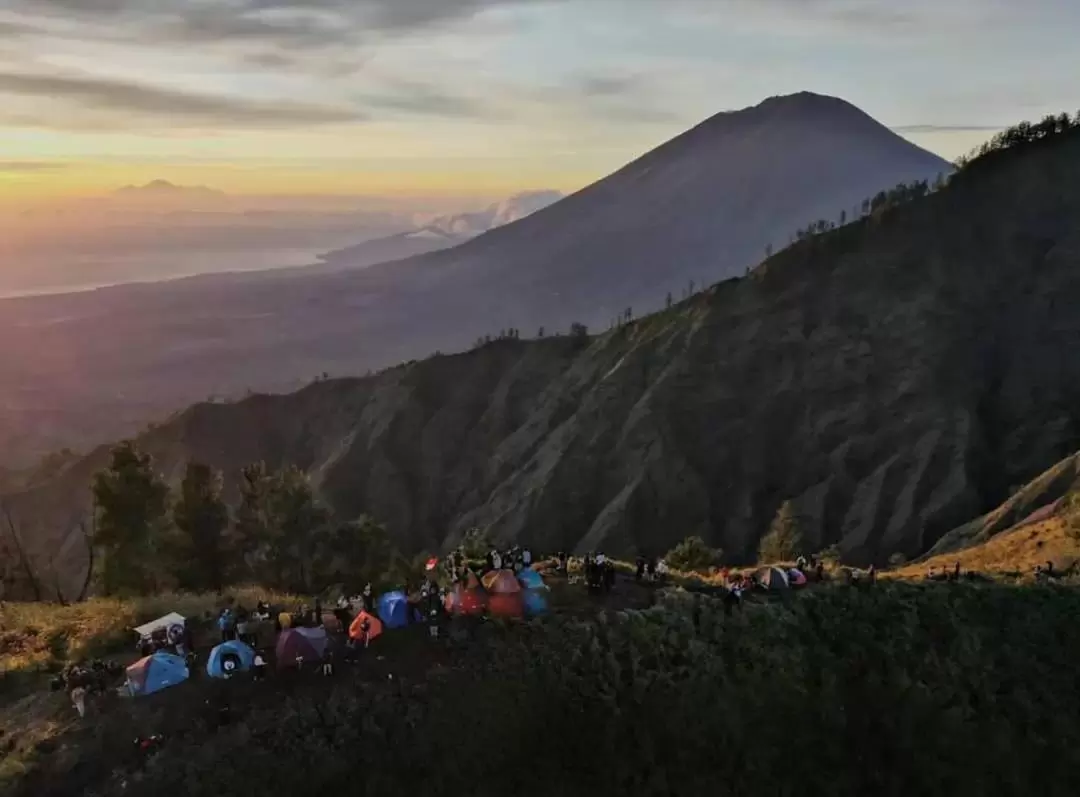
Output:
left=635, top=555, right=646, bottom=582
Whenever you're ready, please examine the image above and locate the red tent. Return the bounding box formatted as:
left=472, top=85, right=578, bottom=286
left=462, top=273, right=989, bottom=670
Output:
left=348, top=610, right=384, bottom=642
left=482, top=569, right=522, bottom=594
left=488, top=592, right=524, bottom=619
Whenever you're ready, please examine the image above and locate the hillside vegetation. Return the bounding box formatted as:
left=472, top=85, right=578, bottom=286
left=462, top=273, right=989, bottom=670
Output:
left=5, top=583, right=1080, bottom=797
left=6, top=114, right=1080, bottom=597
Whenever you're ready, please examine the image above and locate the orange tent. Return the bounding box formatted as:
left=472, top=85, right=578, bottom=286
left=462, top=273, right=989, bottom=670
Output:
left=488, top=592, right=524, bottom=619
left=348, top=610, right=384, bottom=642
left=482, top=569, right=521, bottom=594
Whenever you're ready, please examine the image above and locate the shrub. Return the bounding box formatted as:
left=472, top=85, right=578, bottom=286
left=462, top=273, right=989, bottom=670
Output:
left=664, top=536, right=723, bottom=573
left=29, top=584, right=1080, bottom=797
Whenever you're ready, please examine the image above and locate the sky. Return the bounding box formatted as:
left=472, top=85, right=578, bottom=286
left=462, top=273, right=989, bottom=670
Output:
left=1, top=0, right=1078, bottom=205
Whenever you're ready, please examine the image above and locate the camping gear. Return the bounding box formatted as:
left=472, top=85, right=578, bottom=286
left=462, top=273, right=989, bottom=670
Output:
left=516, top=569, right=545, bottom=590
left=275, top=627, right=330, bottom=669
left=133, top=613, right=186, bottom=643
left=756, top=566, right=791, bottom=590
left=348, top=610, right=384, bottom=642
left=378, top=590, right=410, bottom=629
left=445, top=583, right=488, bottom=616
left=206, top=640, right=256, bottom=678
left=126, top=651, right=189, bottom=697
left=488, top=592, right=525, bottom=618
left=522, top=588, right=548, bottom=617
left=482, top=569, right=522, bottom=594
left=788, top=569, right=808, bottom=587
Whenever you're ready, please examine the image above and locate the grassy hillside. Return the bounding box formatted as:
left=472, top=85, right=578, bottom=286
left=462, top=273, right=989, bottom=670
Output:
left=5, top=582, right=1080, bottom=797
left=9, top=121, right=1080, bottom=598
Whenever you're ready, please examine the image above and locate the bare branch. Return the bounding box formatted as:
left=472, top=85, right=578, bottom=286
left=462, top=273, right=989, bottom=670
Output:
left=76, top=517, right=95, bottom=603
left=0, top=501, right=42, bottom=601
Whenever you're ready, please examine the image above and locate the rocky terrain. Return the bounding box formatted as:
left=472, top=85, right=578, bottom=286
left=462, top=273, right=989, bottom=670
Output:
left=6, top=120, right=1080, bottom=596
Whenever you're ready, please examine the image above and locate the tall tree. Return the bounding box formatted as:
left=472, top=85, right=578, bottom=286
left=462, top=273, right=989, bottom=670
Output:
left=167, top=461, right=231, bottom=592
left=266, top=466, right=330, bottom=593
left=91, top=441, right=170, bottom=596
left=233, top=462, right=274, bottom=584
left=315, top=515, right=403, bottom=593
left=758, top=500, right=805, bottom=563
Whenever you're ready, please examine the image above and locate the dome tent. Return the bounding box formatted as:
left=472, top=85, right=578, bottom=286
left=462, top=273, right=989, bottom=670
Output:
left=522, top=588, right=548, bottom=617
left=126, top=651, right=189, bottom=697
left=756, top=566, right=791, bottom=590
left=482, top=569, right=522, bottom=594
left=516, top=569, right=546, bottom=590
left=378, top=590, right=410, bottom=629
left=445, top=583, right=487, bottom=616
left=275, top=626, right=329, bottom=669
left=206, top=639, right=256, bottom=678
left=348, top=610, right=384, bottom=642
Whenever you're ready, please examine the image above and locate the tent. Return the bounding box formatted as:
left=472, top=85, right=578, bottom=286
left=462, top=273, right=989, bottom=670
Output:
left=444, top=583, right=487, bottom=616
left=788, top=569, right=808, bottom=587
left=276, top=627, right=329, bottom=669
left=133, top=612, right=186, bottom=641
left=516, top=569, right=546, bottom=590
left=206, top=640, right=256, bottom=678
left=348, top=610, right=384, bottom=642
left=378, top=590, right=410, bottom=629
left=126, top=651, right=189, bottom=697
left=756, top=566, right=791, bottom=590
left=522, top=588, right=549, bottom=617
left=488, top=592, right=525, bottom=618
left=482, top=569, right=522, bottom=594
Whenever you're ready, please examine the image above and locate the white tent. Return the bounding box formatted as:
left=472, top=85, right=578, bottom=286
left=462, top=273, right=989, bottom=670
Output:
left=133, top=612, right=186, bottom=639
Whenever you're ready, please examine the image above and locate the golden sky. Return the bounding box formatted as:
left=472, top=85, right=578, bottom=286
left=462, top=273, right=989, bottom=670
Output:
left=2, top=0, right=1076, bottom=205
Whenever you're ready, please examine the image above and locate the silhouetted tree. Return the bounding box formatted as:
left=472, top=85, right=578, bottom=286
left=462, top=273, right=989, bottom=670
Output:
left=91, top=441, right=170, bottom=596
left=759, top=500, right=805, bottom=563
left=166, top=461, right=231, bottom=592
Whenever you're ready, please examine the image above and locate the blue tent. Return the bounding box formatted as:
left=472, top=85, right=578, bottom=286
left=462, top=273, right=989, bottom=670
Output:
left=522, top=589, right=549, bottom=617
left=517, top=569, right=545, bottom=590
left=206, top=639, right=256, bottom=678
left=378, top=590, right=410, bottom=629
left=126, top=651, right=189, bottom=697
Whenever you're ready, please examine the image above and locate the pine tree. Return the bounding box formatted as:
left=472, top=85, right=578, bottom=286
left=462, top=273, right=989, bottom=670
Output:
left=91, top=441, right=170, bottom=596
left=167, top=461, right=231, bottom=592
left=758, top=500, right=804, bottom=563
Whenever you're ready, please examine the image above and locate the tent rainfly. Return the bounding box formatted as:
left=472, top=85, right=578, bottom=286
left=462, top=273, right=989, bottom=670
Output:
left=134, top=612, right=186, bottom=640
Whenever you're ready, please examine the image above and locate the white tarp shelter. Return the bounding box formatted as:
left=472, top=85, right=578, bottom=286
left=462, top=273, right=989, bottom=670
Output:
left=133, top=612, right=186, bottom=639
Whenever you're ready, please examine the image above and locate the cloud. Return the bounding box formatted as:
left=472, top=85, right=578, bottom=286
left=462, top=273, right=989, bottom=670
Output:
left=0, top=160, right=69, bottom=172
left=0, top=70, right=363, bottom=128
left=356, top=79, right=497, bottom=119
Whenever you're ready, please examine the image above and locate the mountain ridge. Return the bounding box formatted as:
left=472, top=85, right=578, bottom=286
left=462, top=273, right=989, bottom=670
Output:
left=8, top=118, right=1080, bottom=599
left=0, top=92, right=951, bottom=468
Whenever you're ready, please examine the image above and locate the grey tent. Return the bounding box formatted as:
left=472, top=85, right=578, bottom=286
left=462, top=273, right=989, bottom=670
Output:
left=756, top=566, right=791, bottom=590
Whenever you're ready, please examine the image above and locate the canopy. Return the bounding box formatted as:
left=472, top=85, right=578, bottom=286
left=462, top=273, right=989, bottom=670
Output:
left=488, top=591, right=524, bottom=619
left=445, top=584, right=487, bottom=616
left=133, top=612, right=186, bottom=639
left=516, top=569, right=546, bottom=590
left=522, top=588, right=548, bottom=617
left=126, top=651, right=189, bottom=697
left=756, top=566, right=791, bottom=590
left=378, top=590, right=410, bottom=629
left=206, top=640, right=256, bottom=678
left=348, top=610, right=384, bottom=642
left=275, top=627, right=329, bottom=669
left=482, top=569, right=522, bottom=594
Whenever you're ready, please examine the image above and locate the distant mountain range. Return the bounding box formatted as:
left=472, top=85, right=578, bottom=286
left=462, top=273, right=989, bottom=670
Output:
left=10, top=117, right=1080, bottom=599
left=0, top=92, right=951, bottom=466
left=316, top=190, right=564, bottom=271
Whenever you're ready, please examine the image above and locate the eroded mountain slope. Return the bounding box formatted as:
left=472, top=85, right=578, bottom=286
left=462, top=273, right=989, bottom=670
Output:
left=9, top=126, right=1080, bottom=592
